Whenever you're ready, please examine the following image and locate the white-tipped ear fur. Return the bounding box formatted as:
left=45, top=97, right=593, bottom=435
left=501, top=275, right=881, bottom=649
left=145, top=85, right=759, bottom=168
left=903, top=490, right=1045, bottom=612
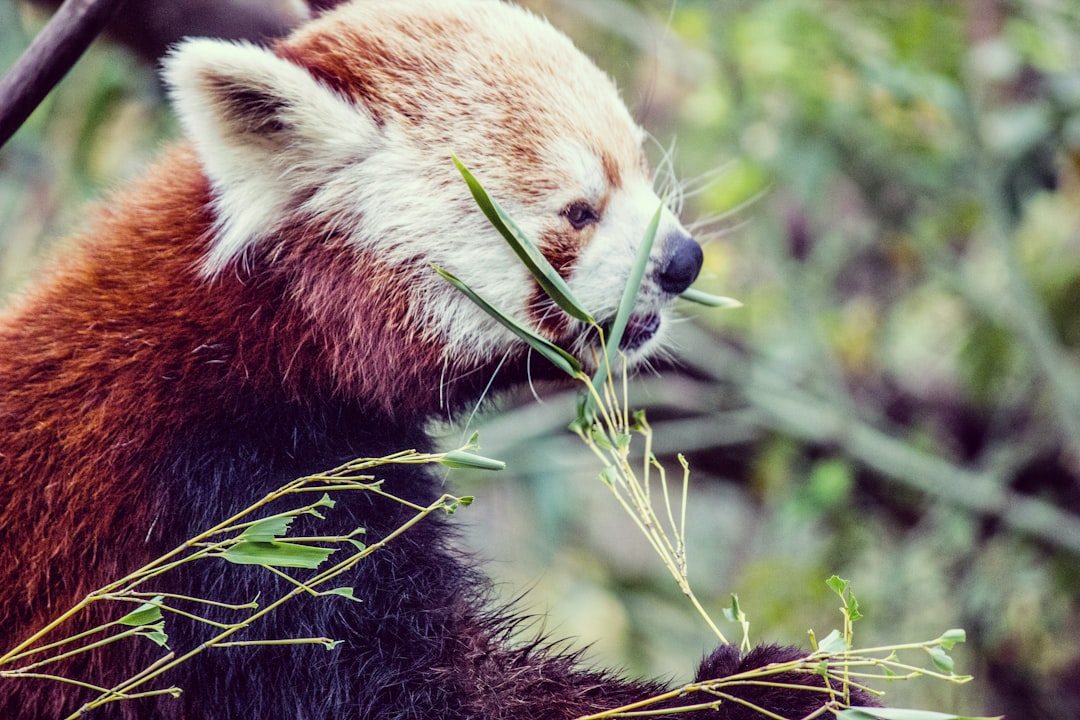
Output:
left=164, top=38, right=380, bottom=275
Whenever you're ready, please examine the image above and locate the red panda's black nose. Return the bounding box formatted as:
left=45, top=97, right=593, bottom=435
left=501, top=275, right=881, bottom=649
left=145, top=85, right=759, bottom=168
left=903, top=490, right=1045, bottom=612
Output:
left=658, top=233, right=703, bottom=295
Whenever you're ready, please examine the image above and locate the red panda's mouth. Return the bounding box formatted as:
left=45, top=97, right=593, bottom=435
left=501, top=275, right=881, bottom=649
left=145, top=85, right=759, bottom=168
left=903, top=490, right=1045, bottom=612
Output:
left=617, top=313, right=661, bottom=353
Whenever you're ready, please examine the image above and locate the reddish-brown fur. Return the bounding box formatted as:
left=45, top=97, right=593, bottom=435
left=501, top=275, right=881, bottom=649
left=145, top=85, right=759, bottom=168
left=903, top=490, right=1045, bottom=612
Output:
left=0, top=144, right=491, bottom=686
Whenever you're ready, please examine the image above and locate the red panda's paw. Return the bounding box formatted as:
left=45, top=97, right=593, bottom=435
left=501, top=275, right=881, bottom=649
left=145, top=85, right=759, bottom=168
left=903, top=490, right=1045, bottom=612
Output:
left=687, top=643, right=881, bottom=719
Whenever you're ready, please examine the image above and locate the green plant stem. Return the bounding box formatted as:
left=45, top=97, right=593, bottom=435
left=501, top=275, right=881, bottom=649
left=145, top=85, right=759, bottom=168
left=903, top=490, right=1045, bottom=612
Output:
left=2, top=620, right=117, bottom=663
left=7, top=626, right=145, bottom=673
left=77, top=493, right=459, bottom=715
left=575, top=370, right=728, bottom=645
left=110, top=592, right=258, bottom=611
left=212, top=638, right=336, bottom=648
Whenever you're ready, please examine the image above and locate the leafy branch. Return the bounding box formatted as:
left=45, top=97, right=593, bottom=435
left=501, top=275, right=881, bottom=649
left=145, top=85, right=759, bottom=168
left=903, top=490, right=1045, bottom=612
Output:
left=444, top=159, right=996, bottom=719
left=575, top=579, right=994, bottom=720
left=0, top=441, right=499, bottom=717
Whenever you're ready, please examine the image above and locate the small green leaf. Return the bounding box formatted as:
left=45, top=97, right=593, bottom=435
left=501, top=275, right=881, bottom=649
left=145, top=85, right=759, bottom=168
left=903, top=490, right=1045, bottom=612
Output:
left=939, top=628, right=966, bottom=650
left=848, top=593, right=863, bottom=622
left=221, top=541, right=335, bottom=569
left=816, top=629, right=848, bottom=654
left=139, top=622, right=169, bottom=648
left=826, top=575, right=849, bottom=595
left=589, top=426, right=615, bottom=451
left=323, top=639, right=344, bottom=650
left=453, top=157, right=593, bottom=323
left=118, top=597, right=164, bottom=627
left=433, top=264, right=581, bottom=377
left=598, top=466, right=618, bottom=487
left=346, top=539, right=367, bottom=551
left=240, top=516, right=295, bottom=542
left=444, top=496, right=474, bottom=514
left=439, top=450, right=506, bottom=471
left=323, top=587, right=364, bottom=603
left=573, top=391, right=598, bottom=430
left=679, top=288, right=743, bottom=308
left=462, top=432, right=481, bottom=452
left=929, top=646, right=955, bottom=673
left=723, top=594, right=744, bottom=623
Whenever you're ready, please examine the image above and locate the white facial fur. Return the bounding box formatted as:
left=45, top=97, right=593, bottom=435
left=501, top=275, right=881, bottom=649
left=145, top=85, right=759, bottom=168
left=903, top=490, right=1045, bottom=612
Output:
left=165, top=0, right=695, bottom=376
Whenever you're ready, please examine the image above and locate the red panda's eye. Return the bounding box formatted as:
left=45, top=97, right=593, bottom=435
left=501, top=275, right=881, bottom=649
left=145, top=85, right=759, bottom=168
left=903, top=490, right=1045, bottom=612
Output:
left=562, top=201, right=599, bottom=230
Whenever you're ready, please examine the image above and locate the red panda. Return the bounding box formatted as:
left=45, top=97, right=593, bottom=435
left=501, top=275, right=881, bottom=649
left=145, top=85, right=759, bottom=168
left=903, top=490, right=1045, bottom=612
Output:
left=0, top=1, right=876, bottom=718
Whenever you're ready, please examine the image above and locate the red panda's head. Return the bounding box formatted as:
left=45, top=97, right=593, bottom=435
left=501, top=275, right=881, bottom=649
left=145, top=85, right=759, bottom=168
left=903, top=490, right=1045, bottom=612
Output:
left=165, top=0, right=701, bottom=412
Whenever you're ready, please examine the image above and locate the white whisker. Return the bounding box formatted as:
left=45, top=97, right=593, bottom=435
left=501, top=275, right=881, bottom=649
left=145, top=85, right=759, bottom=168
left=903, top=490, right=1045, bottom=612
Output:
left=524, top=348, right=545, bottom=404
left=459, top=348, right=512, bottom=442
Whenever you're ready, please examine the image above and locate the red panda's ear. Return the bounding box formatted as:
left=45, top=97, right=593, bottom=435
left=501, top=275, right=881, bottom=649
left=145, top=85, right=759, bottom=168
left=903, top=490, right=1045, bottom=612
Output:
left=164, top=38, right=381, bottom=275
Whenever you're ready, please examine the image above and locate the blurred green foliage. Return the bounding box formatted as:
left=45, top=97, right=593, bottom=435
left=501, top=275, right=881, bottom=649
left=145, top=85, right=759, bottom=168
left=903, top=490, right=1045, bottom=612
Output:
left=2, top=0, right=1080, bottom=717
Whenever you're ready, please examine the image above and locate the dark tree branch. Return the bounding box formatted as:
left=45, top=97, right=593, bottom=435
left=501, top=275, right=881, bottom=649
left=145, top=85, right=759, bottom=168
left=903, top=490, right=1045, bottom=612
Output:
left=1, top=0, right=313, bottom=151
left=0, top=0, right=127, bottom=150
left=25, top=0, right=312, bottom=63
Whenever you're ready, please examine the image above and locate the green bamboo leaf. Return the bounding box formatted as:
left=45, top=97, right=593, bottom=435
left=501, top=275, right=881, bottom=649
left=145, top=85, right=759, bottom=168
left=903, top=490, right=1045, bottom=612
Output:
left=601, top=200, right=663, bottom=367
left=433, top=264, right=581, bottom=377
left=221, top=541, right=334, bottom=569
left=453, top=156, right=594, bottom=323
left=839, top=709, right=1003, bottom=720
left=439, top=450, right=506, bottom=471
left=583, top=200, right=663, bottom=414
left=118, top=597, right=164, bottom=627
left=679, top=288, right=743, bottom=308
left=240, top=516, right=294, bottom=542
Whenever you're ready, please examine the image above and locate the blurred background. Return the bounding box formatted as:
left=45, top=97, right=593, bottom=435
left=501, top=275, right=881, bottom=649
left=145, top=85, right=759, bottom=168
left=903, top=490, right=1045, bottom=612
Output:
left=2, top=0, right=1079, bottom=717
